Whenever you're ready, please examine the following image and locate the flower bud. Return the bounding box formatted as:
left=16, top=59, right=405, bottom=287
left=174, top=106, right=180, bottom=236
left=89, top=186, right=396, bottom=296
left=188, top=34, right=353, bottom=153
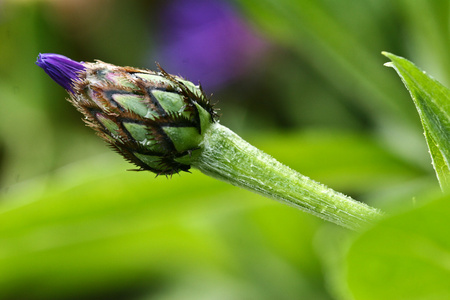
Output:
left=37, top=53, right=217, bottom=175
left=37, top=54, right=383, bottom=230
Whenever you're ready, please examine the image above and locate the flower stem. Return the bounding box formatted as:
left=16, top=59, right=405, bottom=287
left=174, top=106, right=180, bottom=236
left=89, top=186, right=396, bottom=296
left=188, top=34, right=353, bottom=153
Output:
left=192, top=123, right=383, bottom=230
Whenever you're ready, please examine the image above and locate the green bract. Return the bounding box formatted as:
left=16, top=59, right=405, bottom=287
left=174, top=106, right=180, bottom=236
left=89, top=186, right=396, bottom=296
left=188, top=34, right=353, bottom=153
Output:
left=70, top=61, right=217, bottom=175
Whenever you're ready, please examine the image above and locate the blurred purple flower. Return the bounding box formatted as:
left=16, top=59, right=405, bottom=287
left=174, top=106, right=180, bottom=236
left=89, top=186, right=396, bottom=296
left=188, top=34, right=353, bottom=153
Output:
left=36, top=53, right=86, bottom=93
left=153, top=0, right=268, bottom=90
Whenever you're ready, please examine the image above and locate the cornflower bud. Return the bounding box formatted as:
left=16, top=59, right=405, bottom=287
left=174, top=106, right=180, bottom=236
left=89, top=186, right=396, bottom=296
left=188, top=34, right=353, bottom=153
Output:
left=37, top=53, right=382, bottom=230
left=37, top=53, right=216, bottom=175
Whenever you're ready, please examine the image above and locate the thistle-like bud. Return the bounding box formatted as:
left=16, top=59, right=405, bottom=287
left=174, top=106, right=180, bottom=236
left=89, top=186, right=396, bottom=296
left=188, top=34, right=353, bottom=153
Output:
left=37, top=53, right=382, bottom=230
left=37, top=53, right=217, bottom=175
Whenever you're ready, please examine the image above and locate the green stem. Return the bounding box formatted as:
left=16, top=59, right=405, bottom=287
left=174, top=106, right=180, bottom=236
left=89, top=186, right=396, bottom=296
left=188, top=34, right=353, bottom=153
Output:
left=192, top=123, right=383, bottom=230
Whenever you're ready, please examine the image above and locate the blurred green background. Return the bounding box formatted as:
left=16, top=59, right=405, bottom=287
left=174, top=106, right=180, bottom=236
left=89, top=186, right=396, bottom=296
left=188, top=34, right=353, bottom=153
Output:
left=0, top=0, right=449, bottom=299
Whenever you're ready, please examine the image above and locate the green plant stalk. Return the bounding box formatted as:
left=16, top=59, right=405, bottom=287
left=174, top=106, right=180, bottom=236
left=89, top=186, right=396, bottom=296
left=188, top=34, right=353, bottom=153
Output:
left=191, top=123, right=383, bottom=230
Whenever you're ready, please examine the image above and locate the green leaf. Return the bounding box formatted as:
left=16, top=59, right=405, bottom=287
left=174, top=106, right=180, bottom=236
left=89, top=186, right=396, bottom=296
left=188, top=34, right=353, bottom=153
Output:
left=383, top=52, right=450, bottom=191
left=0, top=165, right=326, bottom=300
left=0, top=131, right=422, bottom=299
left=345, top=193, right=450, bottom=300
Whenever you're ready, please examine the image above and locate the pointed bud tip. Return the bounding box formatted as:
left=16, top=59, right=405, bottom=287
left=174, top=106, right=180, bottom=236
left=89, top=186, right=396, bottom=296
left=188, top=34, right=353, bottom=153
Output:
left=36, top=53, right=86, bottom=93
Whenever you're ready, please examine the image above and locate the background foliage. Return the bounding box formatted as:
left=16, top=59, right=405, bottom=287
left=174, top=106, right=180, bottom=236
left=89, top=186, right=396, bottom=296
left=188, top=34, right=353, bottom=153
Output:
left=0, top=0, right=449, bottom=299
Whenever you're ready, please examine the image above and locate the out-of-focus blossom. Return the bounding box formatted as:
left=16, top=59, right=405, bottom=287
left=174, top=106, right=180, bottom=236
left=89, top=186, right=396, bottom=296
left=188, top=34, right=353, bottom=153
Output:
left=154, top=0, right=269, bottom=90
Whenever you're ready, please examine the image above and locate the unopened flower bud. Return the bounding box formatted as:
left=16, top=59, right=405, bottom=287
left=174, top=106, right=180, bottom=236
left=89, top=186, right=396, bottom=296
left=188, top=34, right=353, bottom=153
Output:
left=37, top=53, right=217, bottom=175
left=37, top=53, right=382, bottom=230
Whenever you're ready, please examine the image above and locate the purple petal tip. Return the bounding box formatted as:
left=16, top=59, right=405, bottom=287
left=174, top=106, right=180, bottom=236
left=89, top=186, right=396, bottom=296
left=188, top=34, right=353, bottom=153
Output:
left=36, top=53, right=86, bottom=93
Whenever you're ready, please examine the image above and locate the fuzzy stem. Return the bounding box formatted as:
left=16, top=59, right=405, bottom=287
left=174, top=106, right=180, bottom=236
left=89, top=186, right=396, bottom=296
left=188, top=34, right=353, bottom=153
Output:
left=192, top=123, right=383, bottom=230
